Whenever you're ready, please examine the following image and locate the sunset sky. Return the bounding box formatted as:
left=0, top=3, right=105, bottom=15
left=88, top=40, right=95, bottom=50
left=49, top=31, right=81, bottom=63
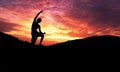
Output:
left=0, top=0, right=120, bottom=46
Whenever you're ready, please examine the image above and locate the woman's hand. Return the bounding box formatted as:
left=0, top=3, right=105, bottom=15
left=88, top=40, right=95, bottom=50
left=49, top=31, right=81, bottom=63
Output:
left=40, top=10, right=43, bottom=13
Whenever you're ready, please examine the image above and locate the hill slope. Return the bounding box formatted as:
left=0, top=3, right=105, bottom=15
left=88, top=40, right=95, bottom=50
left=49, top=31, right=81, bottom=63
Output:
left=1, top=32, right=119, bottom=72
left=0, top=32, right=120, bottom=50
left=0, top=32, right=45, bottom=49
left=48, top=35, right=120, bottom=50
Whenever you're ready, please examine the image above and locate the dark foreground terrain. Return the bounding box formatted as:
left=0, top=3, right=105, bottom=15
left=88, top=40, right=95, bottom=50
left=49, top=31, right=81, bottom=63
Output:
left=1, top=31, right=120, bottom=55
left=1, top=32, right=120, bottom=50
left=1, top=32, right=120, bottom=72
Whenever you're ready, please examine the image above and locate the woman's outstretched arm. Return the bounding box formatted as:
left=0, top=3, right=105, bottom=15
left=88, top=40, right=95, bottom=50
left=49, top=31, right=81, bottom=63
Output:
left=33, top=10, right=43, bottom=23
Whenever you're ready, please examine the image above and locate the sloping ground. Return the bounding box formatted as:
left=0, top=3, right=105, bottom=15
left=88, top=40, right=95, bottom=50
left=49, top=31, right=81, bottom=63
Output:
left=1, top=32, right=120, bottom=72
left=0, top=32, right=120, bottom=51
left=48, top=35, right=120, bottom=50
left=0, top=32, right=45, bottom=49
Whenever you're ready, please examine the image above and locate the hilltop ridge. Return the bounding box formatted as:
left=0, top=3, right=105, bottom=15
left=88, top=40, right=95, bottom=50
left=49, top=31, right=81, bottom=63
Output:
left=0, top=32, right=120, bottom=50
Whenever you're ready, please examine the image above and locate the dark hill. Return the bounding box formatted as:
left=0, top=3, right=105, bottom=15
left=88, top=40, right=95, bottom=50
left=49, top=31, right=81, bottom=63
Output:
left=0, top=32, right=120, bottom=51
left=0, top=32, right=46, bottom=49
left=48, top=35, right=120, bottom=50
left=1, top=32, right=120, bottom=72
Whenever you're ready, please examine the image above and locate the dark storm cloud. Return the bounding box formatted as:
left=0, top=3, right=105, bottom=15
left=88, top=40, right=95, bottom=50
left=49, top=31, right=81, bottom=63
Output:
left=64, top=0, right=120, bottom=27
left=0, top=20, right=21, bottom=32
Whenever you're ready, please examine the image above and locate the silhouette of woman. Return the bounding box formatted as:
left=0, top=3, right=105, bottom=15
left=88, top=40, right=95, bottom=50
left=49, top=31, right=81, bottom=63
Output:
left=31, top=10, right=45, bottom=45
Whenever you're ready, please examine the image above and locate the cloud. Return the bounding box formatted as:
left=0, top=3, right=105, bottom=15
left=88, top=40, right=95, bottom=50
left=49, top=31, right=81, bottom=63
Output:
left=1, top=0, right=120, bottom=28
left=49, top=0, right=120, bottom=38
left=0, top=19, right=21, bottom=32
left=63, top=0, right=120, bottom=28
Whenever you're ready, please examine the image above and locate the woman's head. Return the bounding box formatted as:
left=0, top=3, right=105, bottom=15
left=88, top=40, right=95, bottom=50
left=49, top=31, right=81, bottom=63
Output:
left=37, top=18, right=42, bottom=23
